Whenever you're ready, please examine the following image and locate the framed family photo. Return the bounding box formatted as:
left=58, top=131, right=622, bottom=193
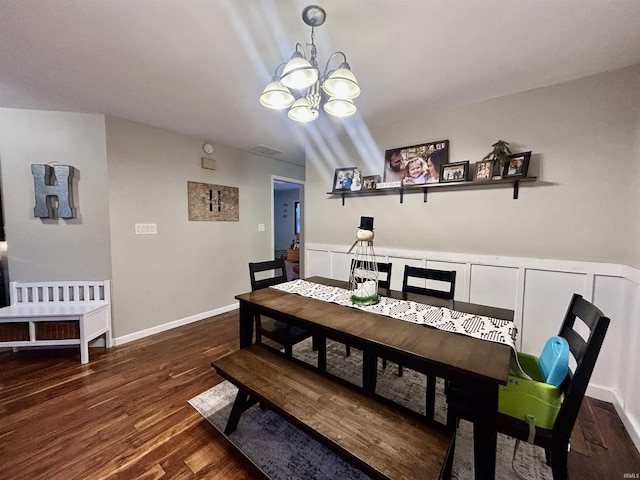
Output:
left=383, top=140, right=449, bottom=183
left=440, top=161, right=469, bottom=183
left=332, top=167, right=358, bottom=192
left=362, top=175, right=381, bottom=190
left=503, top=151, right=531, bottom=178
left=474, top=159, right=494, bottom=181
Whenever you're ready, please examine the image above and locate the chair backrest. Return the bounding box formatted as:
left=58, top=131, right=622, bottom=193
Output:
left=350, top=259, right=393, bottom=290
left=553, top=293, right=610, bottom=441
left=401, top=265, right=456, bottom=300
left=249, top=259, right=288, bottom=292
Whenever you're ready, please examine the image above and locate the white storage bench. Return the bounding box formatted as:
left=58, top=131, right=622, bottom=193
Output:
left=0, top=280, right=112, bottom=364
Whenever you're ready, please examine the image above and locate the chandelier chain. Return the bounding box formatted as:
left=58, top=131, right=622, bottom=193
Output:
left=308, top=27, right=318, bottom=69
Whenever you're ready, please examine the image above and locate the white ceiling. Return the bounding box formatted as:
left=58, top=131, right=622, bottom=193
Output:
left=1, top=1, right=639, bottom=166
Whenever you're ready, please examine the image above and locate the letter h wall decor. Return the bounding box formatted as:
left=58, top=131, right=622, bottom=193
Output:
left=31, top=164, right=77, bottom=219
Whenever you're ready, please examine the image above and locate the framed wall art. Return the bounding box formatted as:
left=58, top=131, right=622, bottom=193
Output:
left=187, top=181, right=239, bottom=221
left=383, top=140, right=449, bottom=183
left=440, top=161, right=469, bottom=183
left=474, top=160, right=494, bottom=181
left=362, top=175, right=381, bottom=190
left=503, top=151, right=531, bottom=178
left=332, top=167, right=358, bottom=192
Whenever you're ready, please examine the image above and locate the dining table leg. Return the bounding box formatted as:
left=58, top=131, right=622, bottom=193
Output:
left=472, top=383, right=499, bottom=480
left=362, top=351, right=378, bottom=394
left=238, top=301, right=254, bottom=348
left=316, top=335, right=327, bottom=372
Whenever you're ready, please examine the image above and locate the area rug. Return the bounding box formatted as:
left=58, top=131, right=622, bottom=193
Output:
left=189, top=339, right=553, bottom=480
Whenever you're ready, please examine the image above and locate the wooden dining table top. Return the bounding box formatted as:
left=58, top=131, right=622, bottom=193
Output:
left=235, top=276, right=513, bottom=387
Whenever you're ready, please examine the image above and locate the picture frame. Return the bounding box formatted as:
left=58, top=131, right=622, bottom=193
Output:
left=332, top=167, right=358, bottom=192
left=502, top=151, right=531, bottom=178
left=474, top=159, right=494, bottom=181
left=383, top=140, right=449, bottom=183
left=439, top=161, right=469, bottom=183
left=362, top=175, right=381, bottom=190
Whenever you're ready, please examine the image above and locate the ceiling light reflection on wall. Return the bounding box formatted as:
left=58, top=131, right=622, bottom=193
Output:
left=259, top=5, right=360, bottom=123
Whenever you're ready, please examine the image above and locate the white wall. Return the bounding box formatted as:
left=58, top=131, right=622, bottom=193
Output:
left=303, top=65, right=640, bottom=449
left=305, top=65, right=640, bottom=267
left=305, top=242, right=640, bottom=450
left=0, top=111, right=305, bottom=341
left=0, top=108, right=112, bottom=281
left=631, top=114, right=640, bottom=267
left=105, top=117, right=304, bottom=338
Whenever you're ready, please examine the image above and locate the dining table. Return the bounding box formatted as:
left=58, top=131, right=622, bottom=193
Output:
left=235, top=276, right=514, bottom=480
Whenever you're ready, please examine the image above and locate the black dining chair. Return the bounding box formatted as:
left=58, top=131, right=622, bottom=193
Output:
left=494, top=293, right=610, bottom=480
left=249, top=259, right=315, bottom=358
left=402, top=265, right=457, bottom=300
left=345, top=260, right=393, bottom=360
left=402, top=265, right=457, bottom=419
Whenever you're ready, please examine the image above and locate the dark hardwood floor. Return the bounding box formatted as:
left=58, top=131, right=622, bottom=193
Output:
left=1, top=311, right=638, bottom=479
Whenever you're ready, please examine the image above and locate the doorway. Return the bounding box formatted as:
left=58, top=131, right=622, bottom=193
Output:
left=272, top=177, right=303, bottom=280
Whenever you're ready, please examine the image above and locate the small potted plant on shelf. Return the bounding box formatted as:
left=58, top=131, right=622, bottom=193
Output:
left=483, top=140, right=512, bottom=179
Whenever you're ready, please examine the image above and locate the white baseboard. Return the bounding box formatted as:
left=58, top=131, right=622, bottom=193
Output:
left=583, top=384, right=640, bottom=448
left=113, top=302, right=238, bottom=346
left=612, top=391, right=640, bottom=453
left=585, top=383, right=614, bottom=403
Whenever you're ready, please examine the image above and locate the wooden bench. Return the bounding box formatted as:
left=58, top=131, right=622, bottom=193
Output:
left=212, top=344, right=454, bottom=480
left=0, top=280, right=112, bottom=364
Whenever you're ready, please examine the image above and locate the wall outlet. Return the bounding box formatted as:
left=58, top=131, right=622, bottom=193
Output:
left=135, top=223, right=157, bottom=235
left=258, top=223, right=265, bottom=232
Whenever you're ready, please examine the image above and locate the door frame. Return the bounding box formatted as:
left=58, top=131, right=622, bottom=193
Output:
left=271, top=175, right=305, bottom=276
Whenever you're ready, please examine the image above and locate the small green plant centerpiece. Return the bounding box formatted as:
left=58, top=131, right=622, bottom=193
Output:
left=483, top=140, right=512, bottom=178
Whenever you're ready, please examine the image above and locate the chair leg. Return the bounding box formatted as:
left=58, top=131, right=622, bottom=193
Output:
left=317, top=336, right=327, bottom=372
left=440, top=435, right=455, bottom=480
left=254, top=315, right=262, bottom=344
left=345, top=344, right=351, bottom=357
left=426, top=375, right=436, bottom=420
left=284, top=344, right=293, bottom=357
left=549, top=444, right=569, bottom=480
left=380, top=358, right=402, bottom=376
left=445, top=410, right=459, bottom=431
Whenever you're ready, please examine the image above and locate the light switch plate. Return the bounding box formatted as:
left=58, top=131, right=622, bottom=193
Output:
left=135, top=223, right=157, bottom=235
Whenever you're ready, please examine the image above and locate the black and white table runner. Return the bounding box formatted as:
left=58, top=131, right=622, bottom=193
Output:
left=272, top=279, right=528, bottom=376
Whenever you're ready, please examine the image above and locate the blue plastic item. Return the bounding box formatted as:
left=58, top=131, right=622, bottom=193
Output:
left=538, top=336, right=570, bottom=386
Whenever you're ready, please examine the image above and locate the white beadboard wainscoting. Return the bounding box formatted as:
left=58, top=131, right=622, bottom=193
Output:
left=305, top=242, right=640, bottom=451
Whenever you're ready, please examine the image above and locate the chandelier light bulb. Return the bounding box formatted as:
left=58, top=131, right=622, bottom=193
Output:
left=259, top=81, right=295, bottom=109
left=322, top=63, right=360, bottom=99
left=288, top=97, right=319, bottom=122
left=324, top=97, right=356, bottom=117
left=280, top=54, right=318, bottom=90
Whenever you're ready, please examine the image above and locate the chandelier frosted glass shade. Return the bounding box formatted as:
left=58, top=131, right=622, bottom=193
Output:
left=322, top=63, right=361, bottom=99
left=259, top=81, right=295, bottom=109
left=260, top=6, right=359, bottom=122
left=323, top=97, right=356, bottom=117
left=287, top=97, right=319, bottom=122
left=280, top=54, right=318, bottom=90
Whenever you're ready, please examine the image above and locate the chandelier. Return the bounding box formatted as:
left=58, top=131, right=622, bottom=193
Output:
left=259, top=5, right=361, bottom=123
